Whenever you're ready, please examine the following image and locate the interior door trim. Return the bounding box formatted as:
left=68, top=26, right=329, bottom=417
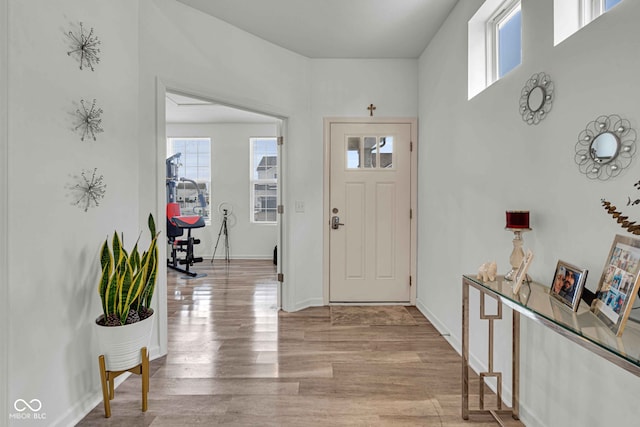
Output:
left=322, top=117, right=418, bottom=305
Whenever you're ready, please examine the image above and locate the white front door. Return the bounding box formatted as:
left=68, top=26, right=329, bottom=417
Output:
left=329, top=122, right=412, bottom=302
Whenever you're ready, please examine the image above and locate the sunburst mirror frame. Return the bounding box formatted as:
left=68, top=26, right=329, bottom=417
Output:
left=574, top=114, right=637, bottom=180
left=519, top=72, right=554, bottom=125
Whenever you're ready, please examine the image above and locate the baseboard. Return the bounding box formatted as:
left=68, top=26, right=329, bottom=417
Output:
left=53, top=373, right=130, bottom=427
left=53, top=347, right=164, bottom=426
left=205, top=255, right=273, bottom=261
left=415, top=299, right=514, bottom=407
left=290, top=297, right=324, bottom=312
left=415, top=299, right=461, bottom=352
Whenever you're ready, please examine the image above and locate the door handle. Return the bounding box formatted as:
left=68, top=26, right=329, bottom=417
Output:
left=331, top=216, right=344, bottom=230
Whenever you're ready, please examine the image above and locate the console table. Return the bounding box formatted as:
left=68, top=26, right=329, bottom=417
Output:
left=462, top=274, right=640, bottom=423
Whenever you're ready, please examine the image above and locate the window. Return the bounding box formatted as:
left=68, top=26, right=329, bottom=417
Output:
left=490, top=1, right=522, bottom=81
left=584, top=0, right=623, bottom=24
left=468, top=0, right=521, bottom=99
left=346, top=136, right=394, bottom=169
left=167, top=137, right=211, bottom=220
left=250, top=137, right=278, bottom=223
left=554, top=0, right=624, bottom=45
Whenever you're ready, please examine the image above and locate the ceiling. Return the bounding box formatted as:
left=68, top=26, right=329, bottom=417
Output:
left=168, top=0, right=459, bottom=123
left=166, top=92, right=280, bottom=124
left=176, top=0, right=459, bottom=59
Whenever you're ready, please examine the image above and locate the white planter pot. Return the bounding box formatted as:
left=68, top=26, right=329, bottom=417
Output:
left=94, top=313, right=154, bottom=371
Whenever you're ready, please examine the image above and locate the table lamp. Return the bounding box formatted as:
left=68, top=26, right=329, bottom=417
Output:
left=505, top=210, right=531, bottom=281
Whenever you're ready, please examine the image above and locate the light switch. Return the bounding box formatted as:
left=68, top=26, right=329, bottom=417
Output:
left=295, top=200, right=305, bottom=213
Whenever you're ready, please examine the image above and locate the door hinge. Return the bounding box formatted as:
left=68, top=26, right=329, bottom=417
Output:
left=277, top=204, right=284, bottom=214
left=278, top=273, right=284, bottom=282
left=410, top=208, right=413, bottom=219
left=409, top=276, right=412, bottom=287
left=277, top=136, right=284, bottom=146
left=410, top=141, right=413, bottom=152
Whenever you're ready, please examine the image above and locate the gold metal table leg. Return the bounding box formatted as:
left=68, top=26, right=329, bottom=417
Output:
left=462, top=278, right=469, bottom=419
left=462, top=277, right=519, bottom=422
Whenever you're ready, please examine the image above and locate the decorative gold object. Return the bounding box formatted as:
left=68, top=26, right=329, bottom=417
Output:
left=367, top=103, right=376, bottom=116
left=601, top=199, right=640, bottom=235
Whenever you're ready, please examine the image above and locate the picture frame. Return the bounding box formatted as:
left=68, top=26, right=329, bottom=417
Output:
left=550, top=260, right=588, bottom=311
left=591, top=234, right=640, bottom=336
left=512, top=249, right=534, bottom=295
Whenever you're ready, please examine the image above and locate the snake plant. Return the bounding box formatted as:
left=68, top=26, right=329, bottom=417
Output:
left=98, top=214, right=160, bottom=326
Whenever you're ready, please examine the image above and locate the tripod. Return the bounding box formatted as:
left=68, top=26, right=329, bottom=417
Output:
left=211, top=209, right=230, bottom=263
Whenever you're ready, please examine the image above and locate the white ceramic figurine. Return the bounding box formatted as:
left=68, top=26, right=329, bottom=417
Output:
left=477, top=261, right=497, bottom=282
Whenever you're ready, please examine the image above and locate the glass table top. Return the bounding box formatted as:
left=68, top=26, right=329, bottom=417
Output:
left=463, top=274, right=640, bottom=373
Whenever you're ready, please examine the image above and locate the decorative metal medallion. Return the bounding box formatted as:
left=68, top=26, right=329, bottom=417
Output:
left=67, top=22, right=101, bottom=71
left=519, top=72, right=554, bottom=125
left=74, top=98, right=103, bottom=141
left=68, top=168, right=106, bottom=212
left=575, top=114, right=636, bottom=180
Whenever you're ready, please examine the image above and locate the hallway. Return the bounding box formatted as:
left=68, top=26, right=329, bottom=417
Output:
left=78, top=260, right=521, bottom=426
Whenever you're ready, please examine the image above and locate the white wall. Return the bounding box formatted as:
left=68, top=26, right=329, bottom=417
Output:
left=417, top=0, right=640, bottom=426
left=166, top=123, right=278, bottom=260
left=137, top=0, right=311, bottom=315
left=1, top=0, right=9, bottom=423
left=302, top=59, right=419, bottom=308
left=13, top=0, right=638, bottom=425
left=6, top=1, right=140, bottom=425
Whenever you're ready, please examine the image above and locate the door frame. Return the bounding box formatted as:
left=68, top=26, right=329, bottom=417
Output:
left=322, top=117, right=418, bottom=305
left=155, top=78, right=291, bottom=359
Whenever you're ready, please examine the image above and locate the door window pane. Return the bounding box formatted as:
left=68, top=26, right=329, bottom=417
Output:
left=347, top=137, right=361, bottom=169
left=346, top=135, right=395, bottom=169
left=379, top=136, right=393, bottom=168
left=364, top=137, right=376, bottom=168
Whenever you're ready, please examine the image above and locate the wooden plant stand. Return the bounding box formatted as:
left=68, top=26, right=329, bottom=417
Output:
left=98, top=347, right=149, bottom=418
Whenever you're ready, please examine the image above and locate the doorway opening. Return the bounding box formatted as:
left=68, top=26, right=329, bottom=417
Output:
left=158, top=85, right=286, bottom=315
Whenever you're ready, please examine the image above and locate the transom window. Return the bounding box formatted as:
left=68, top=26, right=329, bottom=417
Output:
left=250, top=137, right=278, bottom=223
left=468, top=0, right=522, bottom=99
left=490, top=1, right=522, bottom=81
left=584, top=0, right=623, bottom=24
left=554, top=0, right=624, bottom=45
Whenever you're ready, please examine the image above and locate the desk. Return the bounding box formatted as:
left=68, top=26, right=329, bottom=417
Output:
left=461, top=275, right=640, bottom=423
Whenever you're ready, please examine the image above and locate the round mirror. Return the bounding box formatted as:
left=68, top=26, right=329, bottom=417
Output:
left=527, top=86, right=545, bottom=112
left=590, top=132, right=619, bottom=164
left=575, top=115, right=636, bottom=180
left=519, top=72, right=553, bottom=125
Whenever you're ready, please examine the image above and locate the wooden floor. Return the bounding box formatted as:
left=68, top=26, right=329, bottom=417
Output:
left=79, top=260, right=523, bottom=426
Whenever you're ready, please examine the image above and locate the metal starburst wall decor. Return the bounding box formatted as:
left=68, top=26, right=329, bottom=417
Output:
left=67, top=22, right=101, bottom=71
left=69, top=168, right=107, bottom=212
left=74, top=98, right=103, bottom=141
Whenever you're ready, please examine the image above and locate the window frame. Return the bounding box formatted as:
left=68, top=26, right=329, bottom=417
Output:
left=486, top=0, right=522, bottom=84
left=166, top=137, right=212, bottom=222
left=581, top=0, right=622, bottom=26
left=249, top=137, right=278, bottom=225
